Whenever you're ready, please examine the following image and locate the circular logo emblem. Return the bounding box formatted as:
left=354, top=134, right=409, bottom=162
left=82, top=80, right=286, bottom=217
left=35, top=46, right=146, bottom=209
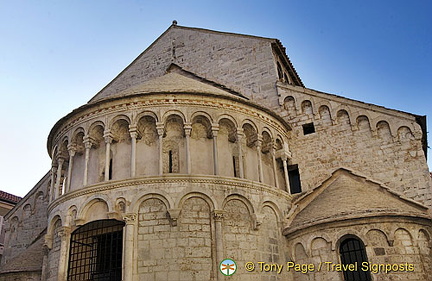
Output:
left=219, top=259, right=237, bottom=276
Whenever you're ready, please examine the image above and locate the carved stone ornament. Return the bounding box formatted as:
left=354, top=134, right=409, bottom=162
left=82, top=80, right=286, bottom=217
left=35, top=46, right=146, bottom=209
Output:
left=123, top=213, right=137, bottom=224
left=167, top=208, right=181, bottom=226
left=213, top=210, right=226, bottom=221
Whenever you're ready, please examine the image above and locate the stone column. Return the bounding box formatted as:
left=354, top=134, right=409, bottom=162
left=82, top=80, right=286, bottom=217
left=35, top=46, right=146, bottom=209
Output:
left=55, top=157, right=65, bottom=198
left=156, top=123, right=165, bottom=175
left=83, top=136, right=94, bottom=186
left=104, top=132, right=113, bottom=181
left=213, top=210, right=225, bottom=281
left=49, top=165, right=57, bottom=202
left=237, top=129, right=244, bottom=178
left=271, top=146, right=279, bottom=189
left=256, top=136, right=264, bottom=183
left=212, top=126, right=219, bottom=175
left=281, top=155, right=291, bottom=193
left=123, top=213, right=137, bottom=281
left=66, top=144, right=76, bottom=193
left=184, top=123, right=192, bottom=174
left=57, top=226, right=71, bottom=281
left=41, top=244, right=50, bottom=280
left=129, top=126, right=138, bottom=177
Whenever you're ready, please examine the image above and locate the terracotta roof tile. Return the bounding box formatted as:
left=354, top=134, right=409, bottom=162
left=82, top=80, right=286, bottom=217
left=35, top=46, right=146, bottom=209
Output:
left=0, top=191, right=21, bottom=204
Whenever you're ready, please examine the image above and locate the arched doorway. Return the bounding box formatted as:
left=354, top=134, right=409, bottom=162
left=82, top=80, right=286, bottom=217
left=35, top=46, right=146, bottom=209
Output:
left=67, top=219, right=125, bottom=280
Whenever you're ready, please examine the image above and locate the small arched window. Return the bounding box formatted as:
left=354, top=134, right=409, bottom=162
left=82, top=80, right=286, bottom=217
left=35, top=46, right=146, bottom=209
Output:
left=339, top=237, right=371, bottom=281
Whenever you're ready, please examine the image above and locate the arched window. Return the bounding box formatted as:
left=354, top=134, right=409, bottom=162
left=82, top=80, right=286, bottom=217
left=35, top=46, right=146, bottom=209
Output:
left=68, top=220, right=125, bottom=280
left=339, top=237, right=371, bottom=281
left=277, top=62, right=283, bottom=80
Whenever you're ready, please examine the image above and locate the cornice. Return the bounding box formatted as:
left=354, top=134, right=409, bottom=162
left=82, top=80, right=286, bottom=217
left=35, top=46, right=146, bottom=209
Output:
left=276, top=82, right=418, bottom=122
left=283, top=212, right=432, bottom=237
left=48, top=174, right=292, bottom=213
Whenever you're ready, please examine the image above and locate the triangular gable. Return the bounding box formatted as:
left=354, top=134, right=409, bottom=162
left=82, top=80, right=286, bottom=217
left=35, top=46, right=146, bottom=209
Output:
left=88, top=23, right=303, bottom=104
left=284, top=168, right=430, bottom=235
left=101, top=64, right=246, bottom=101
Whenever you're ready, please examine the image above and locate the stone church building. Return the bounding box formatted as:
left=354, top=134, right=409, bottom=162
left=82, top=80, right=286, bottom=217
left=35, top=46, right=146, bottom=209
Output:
left=0, top=23, right=431, bottom=281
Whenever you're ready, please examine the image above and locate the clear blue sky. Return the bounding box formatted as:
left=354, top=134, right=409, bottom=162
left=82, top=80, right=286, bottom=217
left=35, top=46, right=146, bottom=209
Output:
left=1, top=1, right=431, bottom=197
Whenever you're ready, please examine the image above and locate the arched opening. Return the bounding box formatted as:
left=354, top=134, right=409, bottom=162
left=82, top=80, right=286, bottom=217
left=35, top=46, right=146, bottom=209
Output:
left=190, top=115, right=213, bottom=174
left=87, top=124, right=105, bottom=184
left=218, top=118, right=238, bottom=177
left=163, top=114, right=185, bottom=173
left=242, top=123, right=259, bottom=181
left=136, top=115, right=158, bottom=176
left=110, top=118, right=131, bottom=180
left=339, top=236, right=371, bottom=281
left=67, top=219, right=125, bottom=280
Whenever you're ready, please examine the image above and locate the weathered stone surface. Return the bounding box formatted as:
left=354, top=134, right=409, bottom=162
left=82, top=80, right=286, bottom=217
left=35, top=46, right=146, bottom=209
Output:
left=1, top=24, right=430, bottom=281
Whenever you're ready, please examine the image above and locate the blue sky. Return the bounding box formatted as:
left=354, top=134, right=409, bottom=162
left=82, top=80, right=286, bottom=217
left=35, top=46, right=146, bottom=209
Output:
left=1, top=1, right=431, bottom=197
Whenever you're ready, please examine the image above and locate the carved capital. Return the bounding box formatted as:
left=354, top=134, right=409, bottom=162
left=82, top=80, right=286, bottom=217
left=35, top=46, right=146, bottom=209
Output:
left=67, top=144, right=77, bottom=157
left=44, top=234, right=53, bottom=250
left=56, top=157, right=65, bottom=165
left=256, top=135, right=263, bottom=147
left=212, top=210, right=226, bottom=222
left=211, top=125, right=219, bottom=137
left=167, top=208, right=181, bottom=226
left=236, top=128, right=244, bottom=138
left=83, top=136, right=96, bottom=149
left=103, top=131, right=113, bottom=143
left=129, top=125, right=140, bottom=139
left=123, top=213, right=137, bottom=224
left=184, top=123, right=192, bottom=136
left=156, top=122, right=165, bottom=137
left=253, top=214, right=265, bottom=230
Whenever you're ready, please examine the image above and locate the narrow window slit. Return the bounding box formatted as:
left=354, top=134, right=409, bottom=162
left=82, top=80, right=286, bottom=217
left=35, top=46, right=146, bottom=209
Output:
left=169, top=150, right=173, bottom=173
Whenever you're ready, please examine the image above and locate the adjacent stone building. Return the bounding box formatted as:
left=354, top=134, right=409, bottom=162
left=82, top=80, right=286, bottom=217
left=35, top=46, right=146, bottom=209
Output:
left=0, top=191, right=21, bottom=264
left=1, top=23, right=431, bottom=281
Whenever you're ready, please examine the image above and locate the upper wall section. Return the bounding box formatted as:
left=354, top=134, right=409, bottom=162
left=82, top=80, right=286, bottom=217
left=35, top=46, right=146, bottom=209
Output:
left=89, top=24, right=303, bottom=109
left=274, top=82, right=432, bottom=207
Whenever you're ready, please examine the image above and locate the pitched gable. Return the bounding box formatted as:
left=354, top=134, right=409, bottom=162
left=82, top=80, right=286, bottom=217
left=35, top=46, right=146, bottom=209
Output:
left=103, top=64, right=247, bottom=101
left=284, top=169, right=430, bottom=235
left=88, top=24, right=303, bottom=107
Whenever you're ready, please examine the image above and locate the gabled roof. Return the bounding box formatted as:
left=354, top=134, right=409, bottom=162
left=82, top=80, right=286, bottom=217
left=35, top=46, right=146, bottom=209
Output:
left=88, top=23, right=303, bottom=104
left=100, top=63, right=247, bottom=101
left=283, top=168, right=431, bottom=236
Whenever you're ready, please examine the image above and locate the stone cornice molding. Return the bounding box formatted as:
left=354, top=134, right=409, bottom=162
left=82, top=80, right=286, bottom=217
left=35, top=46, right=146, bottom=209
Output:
left=48, top=175, right=292, bottom=213
left=283, top=212, right=432, bottom=237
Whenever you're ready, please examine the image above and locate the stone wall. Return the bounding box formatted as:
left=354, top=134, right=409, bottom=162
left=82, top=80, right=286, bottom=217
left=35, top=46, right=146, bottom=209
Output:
left=91, top=25, right=282, bottom=109
left=1, top=173, right=49, bottom=266
left=287, top=220, right=432, bottom=281
left=275, top=83, right=432, bottom=207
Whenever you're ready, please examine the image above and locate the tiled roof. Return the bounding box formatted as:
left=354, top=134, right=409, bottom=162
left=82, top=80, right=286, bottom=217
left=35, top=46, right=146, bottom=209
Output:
left=0, top=191, right=21, bottom=204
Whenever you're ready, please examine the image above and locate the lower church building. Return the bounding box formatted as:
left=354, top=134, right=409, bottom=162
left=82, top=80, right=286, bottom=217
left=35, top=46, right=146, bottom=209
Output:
left=0, top=23, right=431, bottom=281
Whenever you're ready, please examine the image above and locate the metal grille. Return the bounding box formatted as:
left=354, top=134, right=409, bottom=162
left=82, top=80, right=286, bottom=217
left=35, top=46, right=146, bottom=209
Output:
left=340, top=238, right=371, bottom=281
left=68, top=220, right=124, bottom=281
